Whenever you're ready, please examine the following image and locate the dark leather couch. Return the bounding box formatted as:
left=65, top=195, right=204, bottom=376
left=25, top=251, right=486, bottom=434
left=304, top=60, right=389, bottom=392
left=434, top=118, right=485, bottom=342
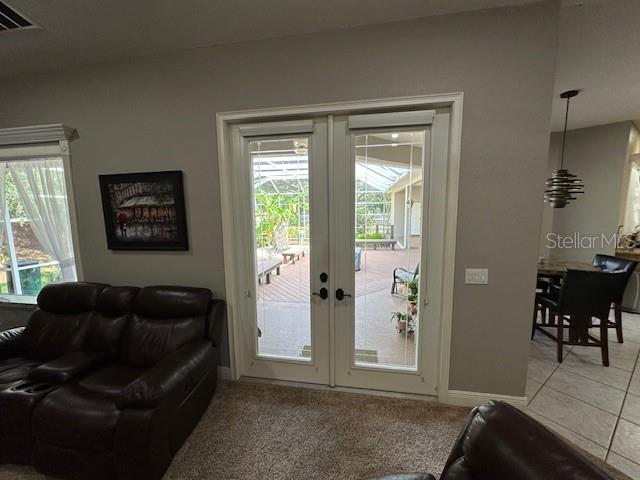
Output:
left=0, top=282, right=225, bottom=480
left=374, top=400, right=614, bottom=480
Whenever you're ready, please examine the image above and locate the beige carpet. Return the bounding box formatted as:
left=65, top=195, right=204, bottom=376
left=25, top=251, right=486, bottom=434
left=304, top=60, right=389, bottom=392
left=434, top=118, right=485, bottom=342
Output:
left=166, top=382, right=468, bottom=479
left=0, top=381, right=632, bottom=480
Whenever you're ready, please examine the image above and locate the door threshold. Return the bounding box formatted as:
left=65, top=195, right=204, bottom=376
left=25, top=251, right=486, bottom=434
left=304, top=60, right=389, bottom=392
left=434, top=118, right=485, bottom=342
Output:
left=239, top=376, right=439, bottom=403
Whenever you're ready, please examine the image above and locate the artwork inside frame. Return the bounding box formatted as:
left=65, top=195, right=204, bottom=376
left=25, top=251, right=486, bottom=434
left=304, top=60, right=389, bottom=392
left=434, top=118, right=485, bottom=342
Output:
left=99, top=170, right=189, bottom=250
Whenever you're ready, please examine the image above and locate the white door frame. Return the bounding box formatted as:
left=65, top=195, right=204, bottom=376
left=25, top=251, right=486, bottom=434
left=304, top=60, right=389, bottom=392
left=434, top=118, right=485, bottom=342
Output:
left=216, top=93, right=463, bottom=403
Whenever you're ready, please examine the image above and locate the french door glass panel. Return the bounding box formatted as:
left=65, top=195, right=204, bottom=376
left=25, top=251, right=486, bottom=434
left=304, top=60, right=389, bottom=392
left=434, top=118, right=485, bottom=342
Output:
left=233, top=110, right=445, bottom=395
left=354, top=131, right=424, bottom=370
left=250, top=137, right=312, bottom=360
left=333, top=114, right=439, bottom=395
left=239, top=117, right=330, bottom=385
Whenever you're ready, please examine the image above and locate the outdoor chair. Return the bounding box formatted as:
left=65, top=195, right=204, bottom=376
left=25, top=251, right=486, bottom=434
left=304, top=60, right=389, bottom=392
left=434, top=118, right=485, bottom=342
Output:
left=391, top=263, right=419, bottom=294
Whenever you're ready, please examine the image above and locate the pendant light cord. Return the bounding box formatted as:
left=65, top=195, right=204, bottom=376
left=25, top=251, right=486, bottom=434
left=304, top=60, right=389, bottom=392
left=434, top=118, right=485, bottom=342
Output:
left=560, top=96, right=570, bottom=170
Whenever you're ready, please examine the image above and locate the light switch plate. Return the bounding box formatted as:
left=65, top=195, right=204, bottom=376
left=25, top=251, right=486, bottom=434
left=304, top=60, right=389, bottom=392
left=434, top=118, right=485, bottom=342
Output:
left=465, top=268, right=489, bottom=285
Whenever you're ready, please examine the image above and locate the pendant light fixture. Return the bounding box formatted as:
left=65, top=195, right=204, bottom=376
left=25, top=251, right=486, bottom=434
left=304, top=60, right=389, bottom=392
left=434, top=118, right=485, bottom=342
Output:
left=544, top=90, right=585, bottom=208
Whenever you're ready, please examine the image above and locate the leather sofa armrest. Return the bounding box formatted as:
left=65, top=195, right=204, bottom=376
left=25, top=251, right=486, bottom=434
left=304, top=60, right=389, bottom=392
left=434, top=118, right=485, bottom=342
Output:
left=368, top=475, right=436, bottom=480
left=116, top=340, right=215, bottom=409
left=28, top=350, right=111, bottom=384
left=0, top=327, right=24, bottom=359
left=441, top=406, right=479, bottom=476
left=207, top=299, right=226, bottom=347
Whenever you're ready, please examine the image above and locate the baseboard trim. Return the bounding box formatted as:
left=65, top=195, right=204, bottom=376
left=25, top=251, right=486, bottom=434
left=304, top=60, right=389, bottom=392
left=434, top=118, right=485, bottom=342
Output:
left=240, top=376, right=439, bottom=402
left=447, top=389, right=527, bottom=409
left=215, top=373, right=528, bottom=408
left=218, top=366, right=232, bottom=380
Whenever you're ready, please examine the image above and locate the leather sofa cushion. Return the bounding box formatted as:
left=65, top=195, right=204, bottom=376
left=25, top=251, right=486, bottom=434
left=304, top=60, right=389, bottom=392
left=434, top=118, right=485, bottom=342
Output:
left=28, top=351, right=111, bottom=384
left=119, top=287, right=211, bottom=367
left=133, top=286, right=211, bottom=319
left=117, top=340, right=214, bottom=409
left=0, top=357, right=40, bottom=385
left=95, top=286, right=140, bottom=317
left=36, top=282, right=107, bottom=315
left=33, top=364, right=145, bottom=451
left=0, top=327, right=25, bottom=359
left=21, top=311, right=88, bottom=361
left=120, top=315, right=206, bottom=367
left=460, top=402, right=611, bottom=480
left=78, top=364, right=145, bottom=399
left=33, top=384, right=121, bottom=452
left=22, top=282, right=108, bottom=361
left=84, top=287, right=139, bottom=354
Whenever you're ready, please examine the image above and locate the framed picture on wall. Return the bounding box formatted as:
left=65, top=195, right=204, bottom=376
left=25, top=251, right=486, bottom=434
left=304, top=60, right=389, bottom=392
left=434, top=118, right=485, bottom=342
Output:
left=99, top=170, right=189, bottom=250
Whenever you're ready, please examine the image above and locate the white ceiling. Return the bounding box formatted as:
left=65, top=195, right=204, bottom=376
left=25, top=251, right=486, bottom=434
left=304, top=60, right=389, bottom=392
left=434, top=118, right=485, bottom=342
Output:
left=0, top=0, right=537, bottom=76
left=1, top=0, right=640, bottom=132
left=552, top=0, right=640, bottom=131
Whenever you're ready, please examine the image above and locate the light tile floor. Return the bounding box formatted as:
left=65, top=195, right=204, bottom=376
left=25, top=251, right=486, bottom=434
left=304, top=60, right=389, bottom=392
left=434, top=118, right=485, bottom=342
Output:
left=527, top=311, right=640, bottom=479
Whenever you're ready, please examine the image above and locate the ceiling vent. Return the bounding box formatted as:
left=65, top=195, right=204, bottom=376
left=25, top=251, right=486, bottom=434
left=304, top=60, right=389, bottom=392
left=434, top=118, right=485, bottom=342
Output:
left=0, top=1, right=35, bottom=32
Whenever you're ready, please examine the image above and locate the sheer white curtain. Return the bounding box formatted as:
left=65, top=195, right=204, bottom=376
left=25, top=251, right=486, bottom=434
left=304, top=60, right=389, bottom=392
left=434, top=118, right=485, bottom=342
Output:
left=8, top=158, right=77, bottom=281
left=624, top=162, right=640, bottom=234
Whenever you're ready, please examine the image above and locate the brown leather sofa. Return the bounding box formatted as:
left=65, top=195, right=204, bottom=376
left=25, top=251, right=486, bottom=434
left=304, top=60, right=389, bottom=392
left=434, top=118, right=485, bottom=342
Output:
left=0, top=282, right=225, bottom=480
left=375, top=400, right=614, bottom=480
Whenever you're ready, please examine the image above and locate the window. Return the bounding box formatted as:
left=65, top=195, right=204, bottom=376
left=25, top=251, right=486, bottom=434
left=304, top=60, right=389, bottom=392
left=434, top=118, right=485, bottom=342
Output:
left=0, top=125, right=80, bottom=303
left=623, top=158, right=640, bottom=234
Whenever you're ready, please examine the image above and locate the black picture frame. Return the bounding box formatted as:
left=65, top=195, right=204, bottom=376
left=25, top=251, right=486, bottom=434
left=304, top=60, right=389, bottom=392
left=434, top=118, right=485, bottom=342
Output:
left=99, top=170, right=189, bottom=251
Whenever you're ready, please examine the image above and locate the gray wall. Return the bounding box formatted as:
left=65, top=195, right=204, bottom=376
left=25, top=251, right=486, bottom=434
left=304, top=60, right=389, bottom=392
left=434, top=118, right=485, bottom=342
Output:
left=548, top=122, right=632, bottom=262
left=0, top=303, right=36, bottom=331
left=0, top=2, right=559, bottom=396
left=539, top=134, right=562, bottom=258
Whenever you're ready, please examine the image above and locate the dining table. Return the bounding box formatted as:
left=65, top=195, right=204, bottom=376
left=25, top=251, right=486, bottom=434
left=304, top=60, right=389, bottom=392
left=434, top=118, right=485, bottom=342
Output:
left=537, top=258, right=600, bottom=278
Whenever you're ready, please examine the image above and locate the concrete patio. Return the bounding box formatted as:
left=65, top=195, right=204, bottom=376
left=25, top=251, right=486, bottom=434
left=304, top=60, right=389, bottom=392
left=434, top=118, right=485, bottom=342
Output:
left=256, top=247, right=420, bottom=367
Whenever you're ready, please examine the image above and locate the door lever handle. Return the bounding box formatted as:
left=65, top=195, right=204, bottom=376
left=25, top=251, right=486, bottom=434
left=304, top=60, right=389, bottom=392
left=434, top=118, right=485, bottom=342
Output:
left=312, top=287, right=328, bottom=300
left=335, top=288, right=352, bottom=301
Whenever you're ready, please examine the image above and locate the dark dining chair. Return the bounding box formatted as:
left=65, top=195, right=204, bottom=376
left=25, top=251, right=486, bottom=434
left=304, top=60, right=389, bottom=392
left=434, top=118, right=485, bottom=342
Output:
left=534, top=278, right=550, bottom=325
left=592, top=254, right=638, bottom=343
left=532, top=269, right=626, bottom=366
left=391, top=263, right=419, bottom=294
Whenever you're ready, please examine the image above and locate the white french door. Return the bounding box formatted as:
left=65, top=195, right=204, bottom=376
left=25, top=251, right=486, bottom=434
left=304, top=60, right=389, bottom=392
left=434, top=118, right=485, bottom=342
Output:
left=332, top=112, right=443, bottom=395
left=232, top=118, right=331, bottom=384
left=232, top=108, right=449, bottom=396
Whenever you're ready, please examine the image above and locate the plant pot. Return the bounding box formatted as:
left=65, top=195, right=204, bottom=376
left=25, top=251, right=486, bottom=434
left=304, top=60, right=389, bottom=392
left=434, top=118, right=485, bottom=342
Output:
left=396, top=318, right=407, bottom=333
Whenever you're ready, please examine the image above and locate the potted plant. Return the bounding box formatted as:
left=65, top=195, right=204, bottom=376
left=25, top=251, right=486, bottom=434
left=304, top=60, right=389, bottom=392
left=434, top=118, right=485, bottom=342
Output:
left=405, top=280, right=418, bottom=314
left=391, top=311, right=414, bottom=333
